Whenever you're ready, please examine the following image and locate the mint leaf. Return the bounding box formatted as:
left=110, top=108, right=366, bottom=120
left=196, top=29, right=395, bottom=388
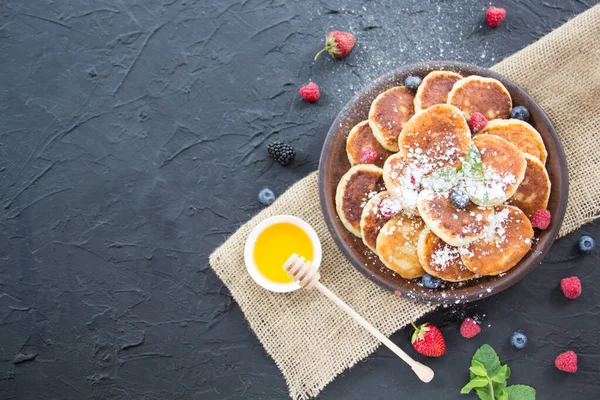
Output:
left=470, top=359, right=487, bottom=379
left=462, top=345, right=535, bottom=400
left=462, top=145, right=484, bottom=179
left=492, top=365, right=510, bottom=383
left=474, top=381, right=507, bottom=400
left=474, top=385, right=494, bottom=400
left=470, top=364, right=488, bottom=377
left=506, top=385, right=536, bottom=400
left=460, top=377, right=489, bottom=394
left=473, top=344, right=502, bottom=377
left=420, top=167, right=461, bottom=192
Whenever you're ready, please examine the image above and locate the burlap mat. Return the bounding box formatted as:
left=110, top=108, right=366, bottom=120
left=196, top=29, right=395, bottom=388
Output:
left=210, top=5, right=600, bottom=399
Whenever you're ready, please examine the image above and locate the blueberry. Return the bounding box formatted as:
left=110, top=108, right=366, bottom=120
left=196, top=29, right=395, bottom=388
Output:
left=510, top=331, right=528, bottom=349
left=421, top=273, right=442, bottom=289
left=578, top=235, right=595, bottom=253
left=450, top=189, right=470, bottom=209
left=258, top=188, right=276, bottom=205
left=404, top=75, right=422, bottom=91
left=510, top=105, right=530, bottom=121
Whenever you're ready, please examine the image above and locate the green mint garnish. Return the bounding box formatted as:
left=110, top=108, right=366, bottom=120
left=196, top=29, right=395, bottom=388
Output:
left=463, top=145, right=485, bottom=180
left=420, top=167, right=462, bottom=192
left=461, top=344, right=535, bottom=400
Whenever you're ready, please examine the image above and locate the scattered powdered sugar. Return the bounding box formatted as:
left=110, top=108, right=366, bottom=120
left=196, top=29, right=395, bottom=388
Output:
left=465, top=167, right=516, bottom=204
left=482, top=207, right=510, bottom=244
left=378, top=197, right=403, bottom=218
left=389, top=161, right=424, bottom=212
left=431, top=244, right=461, bottom=270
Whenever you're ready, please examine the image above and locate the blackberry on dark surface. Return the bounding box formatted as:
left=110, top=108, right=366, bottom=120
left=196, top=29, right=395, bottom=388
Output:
left=267, top=141, right=295, bottom=165
left=450, top=189, right=470, bottom=209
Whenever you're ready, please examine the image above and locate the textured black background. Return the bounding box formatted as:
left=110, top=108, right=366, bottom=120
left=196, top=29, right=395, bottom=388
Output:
left=1, top=0, right=599, bottom=399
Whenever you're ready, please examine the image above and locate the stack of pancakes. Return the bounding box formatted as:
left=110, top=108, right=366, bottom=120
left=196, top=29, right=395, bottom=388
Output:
left=336, top=70, right=551, bottom=283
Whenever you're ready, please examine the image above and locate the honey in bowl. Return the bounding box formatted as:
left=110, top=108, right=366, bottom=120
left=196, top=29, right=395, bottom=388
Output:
left=253, top=222, right=314, bottom=283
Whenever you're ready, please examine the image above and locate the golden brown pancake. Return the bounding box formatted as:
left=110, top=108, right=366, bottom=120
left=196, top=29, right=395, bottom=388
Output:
left=465, top=135, right=527, bottom=206
left=507, top=153, right=551, bottom=218
left=414, top=70, right=463, bottom=112
left=360, top=191, right=402, bottom=253
left=382, top=154, right=424, bottom=214
left=417, top=189, right=494, bottom=247
left=368, top=86, right=415, bottom=152
left=479, top=119, right=547, bottom=164
left=460, top=205, right=534, bottom=276
left=398, top=104, right=472, bottom=174
left=346, top=120, right=394, bottom=168
left=447, top=75, right=512, bottom=120
left=376, top=213, right=426, bottom=279
left=417, top=227, right=475, bottom=282
left=336, top=165, right=385, bottom=237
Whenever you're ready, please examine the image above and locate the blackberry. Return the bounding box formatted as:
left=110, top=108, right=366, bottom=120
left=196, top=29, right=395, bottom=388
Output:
left=510, top=105, right=530, bottom=121
left=450, top=189, right=470, bottom=209
left=404, top=75, right=422, bottom=91
left=267, top=141, right=295, bottom=165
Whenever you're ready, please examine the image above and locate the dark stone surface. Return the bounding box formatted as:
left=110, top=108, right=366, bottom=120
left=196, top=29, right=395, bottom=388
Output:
left=0, top=0, right=598, bottom=399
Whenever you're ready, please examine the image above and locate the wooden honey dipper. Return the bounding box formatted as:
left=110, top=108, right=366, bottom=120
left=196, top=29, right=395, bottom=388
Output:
left=283, top=254, right=434, bottom=383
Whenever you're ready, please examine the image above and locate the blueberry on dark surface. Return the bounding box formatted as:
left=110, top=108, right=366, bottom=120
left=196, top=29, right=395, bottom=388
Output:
left=421, top=274, right=442, bottom=289
left=267, top=141, right=295, bottom=165
left=578, top=235, right=595, bottom=252
left=450, top=189, right=470, bottom=209
left=510, top=105, right=530, bottom=121
left=404, top=75, right=422, bottom=91
left=510, top=331, right=528, bottom=349
left=258, top=188, right=276, bottom=205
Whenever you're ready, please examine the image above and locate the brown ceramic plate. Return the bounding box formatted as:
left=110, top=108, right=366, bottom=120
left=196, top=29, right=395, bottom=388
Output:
left=318, top=61, right=568, bottom=304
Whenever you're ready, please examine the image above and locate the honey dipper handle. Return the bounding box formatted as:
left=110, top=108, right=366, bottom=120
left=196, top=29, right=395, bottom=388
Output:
left=314, top=281, right=434, bottom=383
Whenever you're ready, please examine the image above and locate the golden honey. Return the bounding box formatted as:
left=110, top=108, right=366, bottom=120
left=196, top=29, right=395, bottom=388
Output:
left=253, top=222, right=313, bottom=283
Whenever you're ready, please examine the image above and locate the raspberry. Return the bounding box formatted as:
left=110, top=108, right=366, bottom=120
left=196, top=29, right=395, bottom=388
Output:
left=530, top=209, right=551, bottom=230
left=486, top=6, right=506, bottom=28
left=299, top=82, right=320, bottom=103
left=359, top=146, right=378, bottom=163
left=555, top=351, right=577, bottom=373
left=560, top=276, right=581, bottom=299
left=267, top=141, right=295, bottom=165
left=468, top=112, right=488, bottom=132
left=460, top=318, right=481, bottom=339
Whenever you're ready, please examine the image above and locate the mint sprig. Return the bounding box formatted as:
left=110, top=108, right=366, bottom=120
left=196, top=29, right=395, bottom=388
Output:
left=461, top=344, right=535, bottom=400
left=419, top=146, right=485, bottom=193
left=462, top=145, right=485, bottom=180
left=420, top=167, right=462, bottom=192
